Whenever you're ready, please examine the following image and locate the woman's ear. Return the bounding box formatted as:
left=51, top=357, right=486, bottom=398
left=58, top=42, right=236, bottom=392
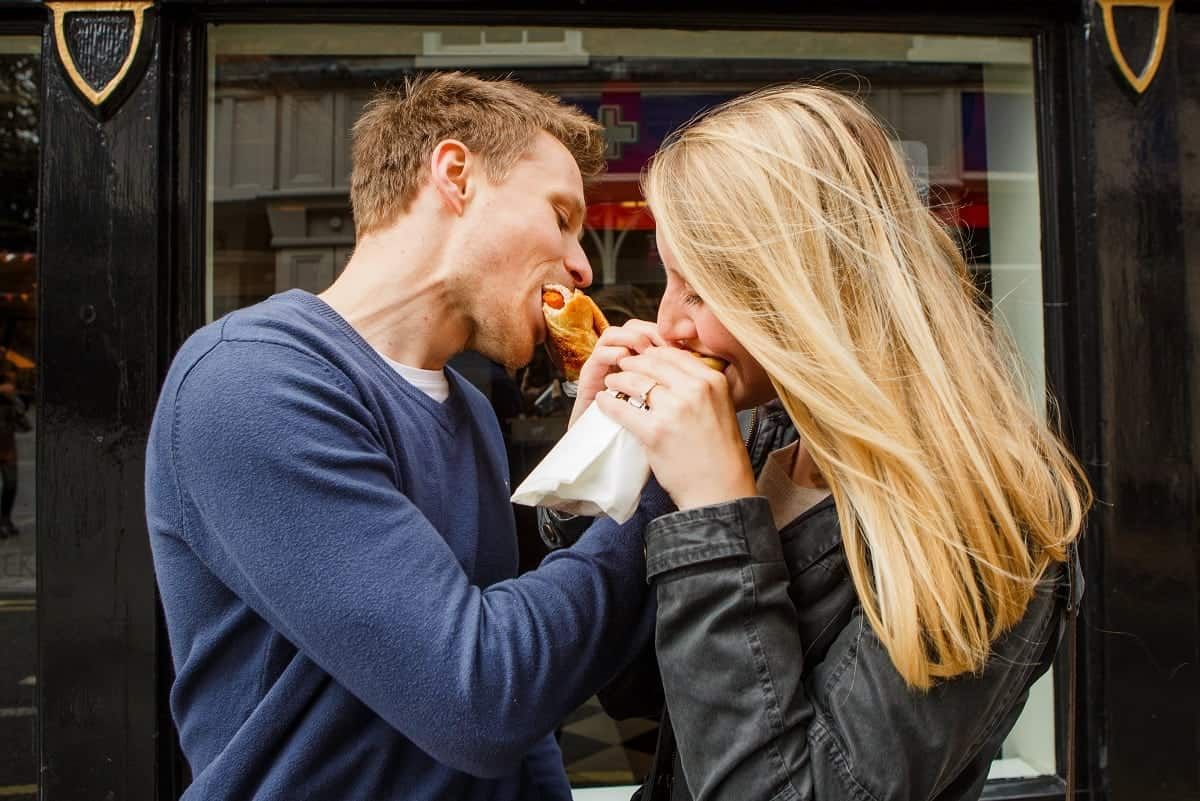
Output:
left=430, top=139, right=472, bottom=215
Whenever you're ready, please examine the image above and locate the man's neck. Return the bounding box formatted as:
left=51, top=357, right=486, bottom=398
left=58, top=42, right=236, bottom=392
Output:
left=318, top=224, right=470, bottom=371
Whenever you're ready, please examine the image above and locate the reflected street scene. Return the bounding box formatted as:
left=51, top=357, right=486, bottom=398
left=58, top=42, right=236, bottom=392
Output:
left=0, top=34, right=39, bottom=801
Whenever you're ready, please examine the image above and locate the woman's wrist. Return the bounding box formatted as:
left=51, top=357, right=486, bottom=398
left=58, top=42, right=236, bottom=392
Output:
left=672, top=476, right=759, bottom=512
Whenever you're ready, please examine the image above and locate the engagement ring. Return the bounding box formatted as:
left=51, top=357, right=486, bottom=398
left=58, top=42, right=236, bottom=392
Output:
left=629, top=380, right=658, bottom=411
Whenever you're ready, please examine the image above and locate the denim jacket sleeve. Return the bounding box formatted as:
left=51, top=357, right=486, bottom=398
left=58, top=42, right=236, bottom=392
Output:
left=645, top=497, right=1064, bottom=801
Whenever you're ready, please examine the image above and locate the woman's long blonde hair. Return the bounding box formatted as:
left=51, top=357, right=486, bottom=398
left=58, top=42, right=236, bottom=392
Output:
left=644, top=85, right=1091, bottom=689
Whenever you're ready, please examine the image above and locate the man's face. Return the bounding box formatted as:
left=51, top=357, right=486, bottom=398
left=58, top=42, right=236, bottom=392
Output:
left=457, top=131, right=593, bottom=370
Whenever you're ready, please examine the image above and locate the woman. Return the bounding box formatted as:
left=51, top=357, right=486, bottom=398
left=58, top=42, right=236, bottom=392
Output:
left=567, top=86, right=1091, bottom=801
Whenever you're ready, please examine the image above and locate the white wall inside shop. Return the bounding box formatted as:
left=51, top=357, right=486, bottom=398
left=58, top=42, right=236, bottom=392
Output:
left=983, top=63, right=1046, bottom=410
left=983, top=61, right=1056, bottom=778
left=573, top=788, right=639, bottom=801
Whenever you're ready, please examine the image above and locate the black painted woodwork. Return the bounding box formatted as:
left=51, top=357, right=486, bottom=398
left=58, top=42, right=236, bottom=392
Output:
left=36, top=5, right=162, bottom=801
left=1110, top=7, right=1159, bottom=78
left=64, top=11, right=134, bottom=93
left=1076, top=2, right=1200, bottom=801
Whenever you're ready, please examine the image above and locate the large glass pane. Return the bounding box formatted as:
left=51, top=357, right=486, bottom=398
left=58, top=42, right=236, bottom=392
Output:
left=0, top=34, right=39, bottom=801
left=206, top=25, right=1055, bottom=792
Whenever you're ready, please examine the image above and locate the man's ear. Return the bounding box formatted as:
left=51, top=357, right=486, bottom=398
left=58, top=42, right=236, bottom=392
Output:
left=430, top=139, right=472, bottom=216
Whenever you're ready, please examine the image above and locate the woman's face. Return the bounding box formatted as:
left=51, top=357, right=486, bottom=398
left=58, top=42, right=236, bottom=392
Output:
left=655, top=230, right=778, bottom=411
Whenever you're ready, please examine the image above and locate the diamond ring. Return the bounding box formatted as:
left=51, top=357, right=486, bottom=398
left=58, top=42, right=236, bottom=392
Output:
left=629, top=380, right=658, bottom=410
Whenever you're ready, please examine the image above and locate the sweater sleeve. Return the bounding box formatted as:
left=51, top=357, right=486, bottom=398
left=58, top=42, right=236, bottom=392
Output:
left=168, top=339, right=668, bottom=778
left=520, top=733, right=575, bottom=799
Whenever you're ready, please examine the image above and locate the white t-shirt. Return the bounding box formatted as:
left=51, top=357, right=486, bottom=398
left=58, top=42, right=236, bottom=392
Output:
left=376, top=350, right=450, bottom=403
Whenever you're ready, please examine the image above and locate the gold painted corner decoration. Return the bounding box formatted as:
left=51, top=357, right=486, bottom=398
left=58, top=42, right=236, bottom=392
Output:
left=1098, top=0, right=1174, bottom=94
left=46, top=1, right=154, bottom=109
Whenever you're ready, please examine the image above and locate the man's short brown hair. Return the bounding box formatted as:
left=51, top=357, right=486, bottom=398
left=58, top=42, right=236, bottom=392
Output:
left=350, top=71, right=606, bottom=237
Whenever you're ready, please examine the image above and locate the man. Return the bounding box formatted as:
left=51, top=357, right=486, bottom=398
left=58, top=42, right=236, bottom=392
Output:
left=145, top=72, right=670, bottom=801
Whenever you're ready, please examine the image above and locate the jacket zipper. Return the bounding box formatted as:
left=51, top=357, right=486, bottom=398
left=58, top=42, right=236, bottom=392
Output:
left=743, top=406, right=759, bottom=448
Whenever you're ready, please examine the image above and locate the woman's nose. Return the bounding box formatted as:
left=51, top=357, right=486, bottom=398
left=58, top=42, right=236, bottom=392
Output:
left=657, top=293, right=696, bottom=342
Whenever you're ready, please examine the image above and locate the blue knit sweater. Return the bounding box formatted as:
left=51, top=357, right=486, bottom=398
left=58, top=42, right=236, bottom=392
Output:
left=145, top=290, right=668, bottom=801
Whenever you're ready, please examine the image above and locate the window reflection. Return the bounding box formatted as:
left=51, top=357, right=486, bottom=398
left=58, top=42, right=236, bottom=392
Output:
left=0, top=34, right=39, bottom=801
left=207, top=25, right=1052, bottom=788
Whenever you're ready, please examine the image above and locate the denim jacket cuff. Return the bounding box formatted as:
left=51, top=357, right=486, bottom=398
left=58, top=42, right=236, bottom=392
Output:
left=644, top=496, right=782, bottom=581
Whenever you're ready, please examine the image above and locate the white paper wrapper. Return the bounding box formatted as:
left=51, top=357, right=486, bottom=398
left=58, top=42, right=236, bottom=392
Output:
left=510, top=401, right=649, bottom=524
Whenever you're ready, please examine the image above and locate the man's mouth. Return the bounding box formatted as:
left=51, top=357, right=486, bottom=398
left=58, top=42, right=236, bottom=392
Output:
left=534, top=290, right=550, bottom=344
left=537, top=282, right=573, bottom=342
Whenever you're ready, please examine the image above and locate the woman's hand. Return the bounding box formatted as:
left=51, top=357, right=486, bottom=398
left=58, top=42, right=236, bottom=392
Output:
left=596, top=346, right=757, bottom=511
left=569, top=320, right=666, bottom=428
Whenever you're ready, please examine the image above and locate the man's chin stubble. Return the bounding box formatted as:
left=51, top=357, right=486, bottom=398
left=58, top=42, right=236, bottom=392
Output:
left=470, top=331, right=533, bottom=372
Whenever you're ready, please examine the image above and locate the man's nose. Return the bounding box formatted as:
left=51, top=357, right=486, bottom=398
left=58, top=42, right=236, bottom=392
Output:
left=565, top=237, right=593, bottom=288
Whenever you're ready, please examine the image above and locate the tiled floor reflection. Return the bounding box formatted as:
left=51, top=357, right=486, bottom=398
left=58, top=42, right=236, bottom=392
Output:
left=561, top=698, right=658, bottom=787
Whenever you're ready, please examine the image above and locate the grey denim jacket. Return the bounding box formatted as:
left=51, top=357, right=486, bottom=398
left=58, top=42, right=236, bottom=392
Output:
left=541, top=403, right=1072, bottom=801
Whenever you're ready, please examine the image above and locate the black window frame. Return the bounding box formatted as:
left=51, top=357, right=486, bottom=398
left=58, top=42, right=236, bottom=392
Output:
left=174, top=6, right=1095, bottom=801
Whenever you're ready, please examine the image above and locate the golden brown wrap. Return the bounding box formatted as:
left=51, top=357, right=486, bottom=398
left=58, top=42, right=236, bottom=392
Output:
left=542, top=284, right=609, bottom=381
left=690, top=352, right=729, bottom=372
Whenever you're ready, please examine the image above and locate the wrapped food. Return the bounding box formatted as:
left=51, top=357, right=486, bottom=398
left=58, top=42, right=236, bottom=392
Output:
left=690, top=352, right=729, bottom=372
left=512, top=341, right=731, bottom=523
left=542, top=284, right=609, bottom=381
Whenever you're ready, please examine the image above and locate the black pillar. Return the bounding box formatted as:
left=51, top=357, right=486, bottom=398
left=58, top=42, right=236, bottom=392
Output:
left=1075, top=2, right=1200, bottom=800
left=36, top=4, right=163, bottom=799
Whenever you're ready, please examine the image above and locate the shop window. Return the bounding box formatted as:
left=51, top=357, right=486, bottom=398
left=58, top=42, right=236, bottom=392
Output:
left=0, top=33, right=40, bottom=801
left=207, top=24, right=1054, bottom=794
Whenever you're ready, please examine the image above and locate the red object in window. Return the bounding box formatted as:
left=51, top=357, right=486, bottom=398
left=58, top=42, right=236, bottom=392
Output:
left=584, top=202, right=656, bottom=231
